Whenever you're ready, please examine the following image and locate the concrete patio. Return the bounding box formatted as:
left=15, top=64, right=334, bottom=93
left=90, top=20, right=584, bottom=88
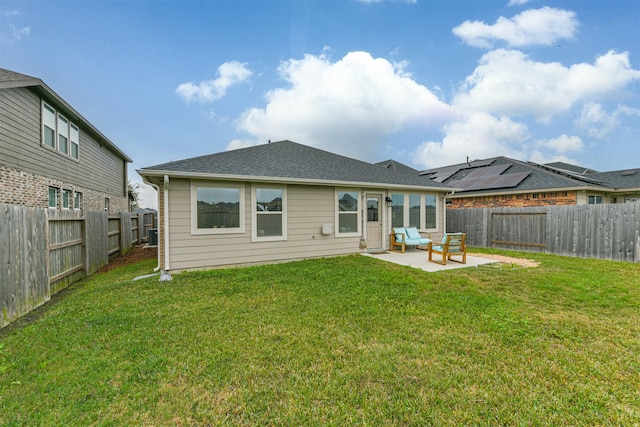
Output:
left=361, top=248, right=497, bottom=272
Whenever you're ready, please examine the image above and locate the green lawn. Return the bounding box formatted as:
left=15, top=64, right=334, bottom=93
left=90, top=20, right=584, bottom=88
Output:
left=1, top=250, right=639, bottom=426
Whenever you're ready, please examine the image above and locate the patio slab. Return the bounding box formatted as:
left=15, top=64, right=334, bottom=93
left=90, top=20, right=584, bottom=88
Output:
left=361, top=249, right=497, bottom=272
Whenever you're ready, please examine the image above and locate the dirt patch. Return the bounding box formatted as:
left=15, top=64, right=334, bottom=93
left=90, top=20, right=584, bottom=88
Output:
left=469, top=253, right=540, bottom=268
left=97, top=245, right=157, bottom=273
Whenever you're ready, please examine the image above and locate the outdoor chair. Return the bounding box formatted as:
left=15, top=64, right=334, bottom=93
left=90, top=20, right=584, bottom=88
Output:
left=428, top=233, right=467, bottom=265
left=391, top=227, right=431, bottom=253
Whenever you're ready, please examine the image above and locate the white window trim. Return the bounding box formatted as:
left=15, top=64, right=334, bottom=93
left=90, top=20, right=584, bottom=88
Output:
left=41, top=100, right=80, bottom=161
left=74, top=192, right=82, bottom=211
left=335, top=188, right=361, bottom=238
left=190, top=181, right=245, bottom=235
left=397, top=193, right=439, bottom=232
left=251, top=185, right=287, bottom=242
left=62, top=189, right=71, bottom=210
left=48, top=186, right=58, bottom=209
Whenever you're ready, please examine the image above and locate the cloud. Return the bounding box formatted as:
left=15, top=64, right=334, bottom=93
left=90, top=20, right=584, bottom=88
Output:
left=0, top=24, right=30, bottom=44
left=236, top=51, right=455, bottom=160
left=507, top=0, right=533, bottom=6
left=176, top=61, right=252, bottom=103
left=535, top=134, right=583, bottom=153
left=452, top=7, right=577, bottom=48
left=413, top=112, right=529, bottom=168
left=453, top=49, right=640, bottom=121
left=575, top=102, right=620, bottom=139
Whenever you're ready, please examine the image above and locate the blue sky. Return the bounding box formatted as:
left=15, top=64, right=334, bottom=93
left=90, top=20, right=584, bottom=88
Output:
left=1, top=0, right=639, bottom=208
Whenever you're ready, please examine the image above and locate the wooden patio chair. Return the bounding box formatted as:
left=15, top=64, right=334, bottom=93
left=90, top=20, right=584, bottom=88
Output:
left=428, top=233, right=467, bottom=265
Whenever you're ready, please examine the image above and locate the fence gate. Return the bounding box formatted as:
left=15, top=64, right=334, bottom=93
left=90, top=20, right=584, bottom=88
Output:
left=490, top=210, right=547, bottom=252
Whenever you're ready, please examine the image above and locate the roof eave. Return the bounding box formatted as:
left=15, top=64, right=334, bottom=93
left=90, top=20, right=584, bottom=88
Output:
left=137, top=169, right=452, bottom=192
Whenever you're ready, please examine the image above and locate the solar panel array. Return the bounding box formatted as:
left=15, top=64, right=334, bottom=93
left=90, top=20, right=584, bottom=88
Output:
left=449, top=164, right=531, bottom=191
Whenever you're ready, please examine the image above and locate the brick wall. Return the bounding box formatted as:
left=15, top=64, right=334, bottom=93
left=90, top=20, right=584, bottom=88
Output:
left=0, top=164, right=128, bottom=213
left=448, top=191, right=578, bottom=209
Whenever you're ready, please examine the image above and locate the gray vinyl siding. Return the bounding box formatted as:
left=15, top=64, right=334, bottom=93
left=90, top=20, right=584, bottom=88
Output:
left=0, top=87, right=126, bottom=197
left=167, top=179, right=362, bottom=271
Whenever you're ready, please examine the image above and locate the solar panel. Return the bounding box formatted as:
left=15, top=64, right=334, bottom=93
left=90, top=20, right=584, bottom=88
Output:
left=490, top=172, right=530, bottom=189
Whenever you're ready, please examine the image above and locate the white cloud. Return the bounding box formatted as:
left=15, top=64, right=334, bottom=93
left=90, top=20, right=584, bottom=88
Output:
left=575, top=102, right=620, bottom=139
left=176, top=61, right=252, bottom=103
left=452, top=7, right=577, bottom=48
left=535, top=134, right=583, bottom=153
left=508, top=0, right=533, bottom=6
left=1, top=24, right=30, bottom=43
left=528, top=151, right=577, bottom=166
left=236, top=51, right=455, bottom=161
left=454, top=49, right=640, bottom=121
left=226, top=138, right=259, bottom=151
left=413, top=112, right=529, bottom=168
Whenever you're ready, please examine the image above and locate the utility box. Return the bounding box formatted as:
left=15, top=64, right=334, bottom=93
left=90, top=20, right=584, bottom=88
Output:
left=148, top=228, right=158, bottom=246
left=321, top=224, right=333, bottom=235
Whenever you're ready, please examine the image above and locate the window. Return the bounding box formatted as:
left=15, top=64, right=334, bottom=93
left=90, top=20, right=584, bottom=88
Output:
left=336, top=189, right=360, bottom=236
left=391, top=193, right=404, bottom=228
left=588, top=195, right=603, bottom=204
left=74, top=192, right=82, bottom=210
left=409, top=194, right=420, bottom=228
left=48, top=187, right=58, bottom=208
left=252, top=186, right=286, bottom=241
left=62, top=190, right=71, bottom=209
left=58, top=115, right=69, bottom=154
left=41, top=101, right=79, bottom=159
left=424, top=194, right=437, bottom=229
left=191, top=182, right=245, bottom=234
left=392, top=193, right=439, bottom=230
left=70, top=124, right=79, bottom=159
left=42, top=103, right=56, bottom=148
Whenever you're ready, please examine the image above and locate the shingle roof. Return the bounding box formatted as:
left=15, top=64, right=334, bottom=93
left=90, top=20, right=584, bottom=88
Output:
left=139, top=140, right=452, bottom=190
left=590, top=169, right=640, bottom=189
left=420, top=156, right=619, bottom=195
left=0, top=68, right=131, bottom=162
left=374, top=159, right=418, bottom=174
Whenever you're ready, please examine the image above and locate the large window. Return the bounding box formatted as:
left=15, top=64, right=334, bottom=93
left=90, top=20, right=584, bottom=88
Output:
left=41, top=101, right=79, bottom=160
left=336, top=189, right=360, bottom=236
left=391, top=193, right=404, bottom=228
left=409, top=194, right=421, bottom=228
left=252, top=186, right=287, bottom=241
left=425, top=194, right=437, bottom=229
left=191, top=182, right=245, bottom=234
left=392, top=193, right=439, bottom=231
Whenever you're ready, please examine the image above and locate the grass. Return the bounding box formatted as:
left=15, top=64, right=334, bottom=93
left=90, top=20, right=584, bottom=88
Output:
left=0, top=250, right=639, bottom=426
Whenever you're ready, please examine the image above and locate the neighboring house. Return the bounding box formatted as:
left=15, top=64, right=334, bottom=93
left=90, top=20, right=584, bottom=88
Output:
left=137, top=140, right=452, bottom=273
left=0, top=68, right=131, bottom=213
left=420, top=157, right=640, bottom=208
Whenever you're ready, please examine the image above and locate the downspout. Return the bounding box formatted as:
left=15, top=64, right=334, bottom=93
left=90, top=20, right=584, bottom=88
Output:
left=159, top=174, right=172, bottom=281
left=142, top=176, right=161, bottom=272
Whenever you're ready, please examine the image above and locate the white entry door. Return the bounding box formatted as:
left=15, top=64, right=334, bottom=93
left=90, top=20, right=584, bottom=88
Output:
left=366, top=195, right=383, bottom=249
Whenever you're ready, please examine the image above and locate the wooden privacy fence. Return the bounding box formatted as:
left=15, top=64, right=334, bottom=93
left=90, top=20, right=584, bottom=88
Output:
left=447, top=202, right=640, bottom=262
left=1, top=204, right=142, bottom=328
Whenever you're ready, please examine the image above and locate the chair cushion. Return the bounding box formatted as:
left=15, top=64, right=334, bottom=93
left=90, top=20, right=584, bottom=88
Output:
left=406, top=227, right=422, bottom=240
left=393, top=227, right=406, bottom=241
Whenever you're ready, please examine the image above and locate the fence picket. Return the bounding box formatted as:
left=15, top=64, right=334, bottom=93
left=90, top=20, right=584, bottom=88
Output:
left=447, top=202, right=640, bottom=262
left=1, top=204, right=143, bottom=328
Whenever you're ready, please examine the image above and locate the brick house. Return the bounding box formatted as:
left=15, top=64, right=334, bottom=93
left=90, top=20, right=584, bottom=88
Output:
left=0, top=69, right=131, bottom=213
left=420, top=157, right=640, bottom=209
